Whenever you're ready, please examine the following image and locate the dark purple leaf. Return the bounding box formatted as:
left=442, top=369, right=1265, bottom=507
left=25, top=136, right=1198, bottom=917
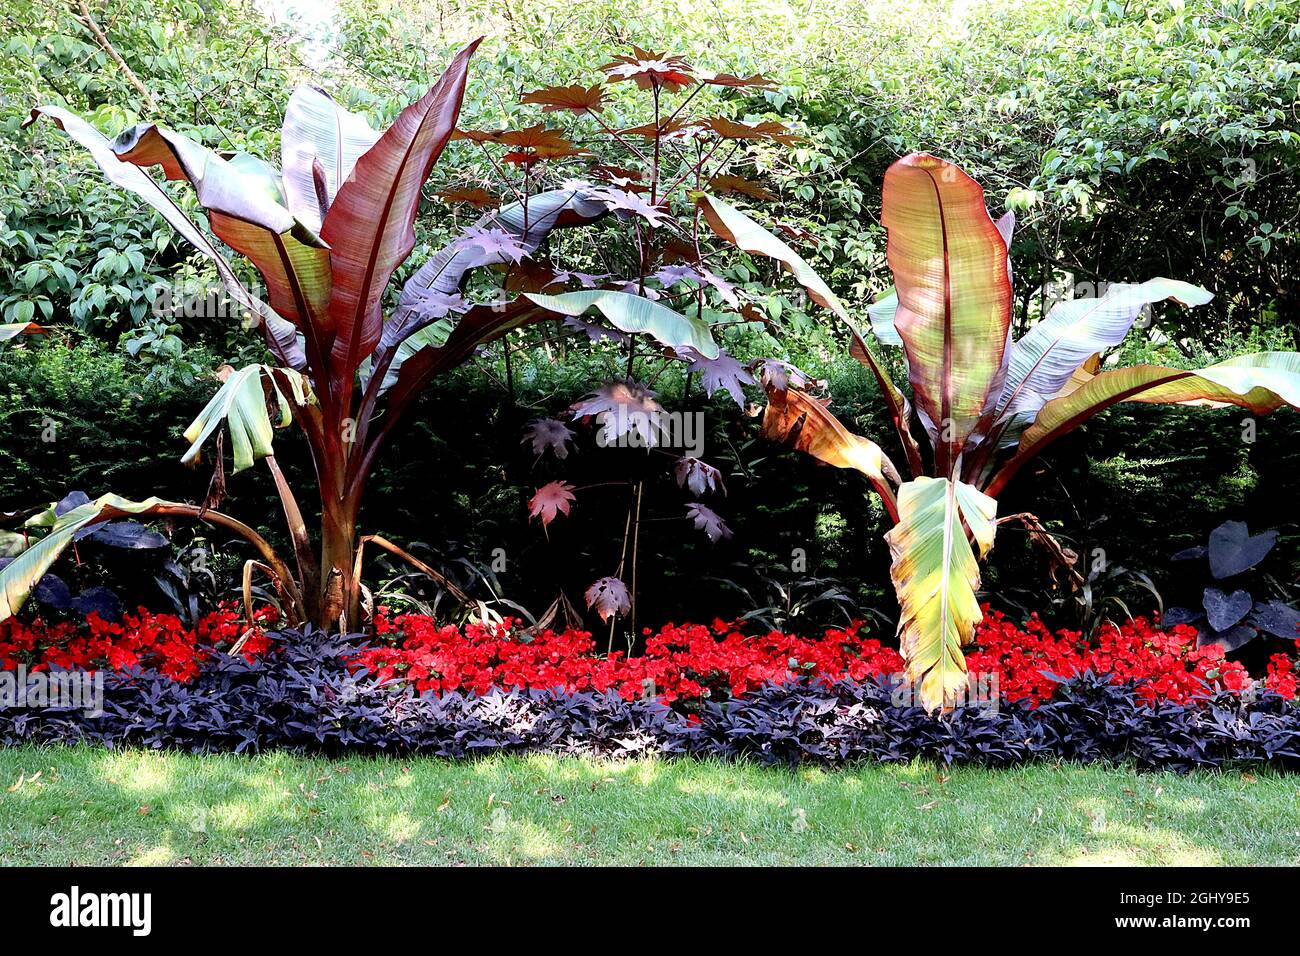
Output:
left=569, top=382, right=662, bottom=447
left=674, top=458, right=725, bottom=497
left=1196, top=624, right=1257, bottom=652
left=1208, top=520, right=1278, bottom=579
left=33, top=574, right=72, bottom=609
left=1203, top=587, right=1253, bottom=632
left=70, top=586, right=123, bottom=622
left=584, top=576, right=630, bottom=621
left=88, top=520, right=169, bottom=550
left=1251, top=600, right=1300, bottom=640
left=55, top=491, right=91, bottom=516
left=1161, top=606, right=1203, bottom=627
left=685, top=502, right=731, bottom=543
left=753, top=358, right=810, bottom=392
left=521, top=418, right=576, bottom=460
left=683, top=348, right=755, bottom=408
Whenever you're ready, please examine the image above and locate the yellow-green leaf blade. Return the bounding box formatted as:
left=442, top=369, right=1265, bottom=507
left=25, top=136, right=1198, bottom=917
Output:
left=885, top=476, right=997, bottom=711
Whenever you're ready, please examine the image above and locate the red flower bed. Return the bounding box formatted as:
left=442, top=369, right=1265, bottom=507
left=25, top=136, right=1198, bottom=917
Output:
left=0, top=606, right=275, bottom=682
left=967, top=608, right=1258, bottom=705
left=356, top=612, right=904, bottom=705
left=3, top=603, right=1297, bottom=708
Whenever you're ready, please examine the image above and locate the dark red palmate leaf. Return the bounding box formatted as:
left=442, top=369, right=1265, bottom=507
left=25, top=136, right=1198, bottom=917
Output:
left=437, top=186, right=501, bottom=208
left=528, top=480, right=576, bottom=527
left=520, top=84, right=606, bottom=114
left=707, top=174, right=776, bottom=202
left=700, top=71, right=776, bottom=89
left=601, top=46, right=695, bottom=92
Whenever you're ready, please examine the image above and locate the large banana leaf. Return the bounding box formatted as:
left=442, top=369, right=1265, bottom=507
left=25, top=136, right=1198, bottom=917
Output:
left=867, top=288, right=901, bottom=346
left=382, top=298, right=559, bottom=416
left=0, top=322, right=46, bottom=343
left=885, top=476, right=998, bottom=711
left=524, top=290, right=719, bottom=359
left=320, top=39, right=480, bottom=375
left=182, top=365, right=314, bottom=473
left=990, top=279, right=1213, bottom=448
left=280, top=85, right=381, bottom=232
left=987, top=352, right=1300, bottom=496
left=845, top=321, right=925, bottom=478
left=26, top=107, right=306, bottom=369
left=91, top=122, right=332, bottom=333
left=761, top=385, right=899, bottom=489
left=364, top=320, right=452, bottom=396
left=0, top=496, right=177, bottom=621
left=383, top=186, right=608, bottom=353
left=696, top=193, right=916, bottom=466
left=696, top=193, right=848, bottom=318
left=881, top=154, right=1012, bottom=475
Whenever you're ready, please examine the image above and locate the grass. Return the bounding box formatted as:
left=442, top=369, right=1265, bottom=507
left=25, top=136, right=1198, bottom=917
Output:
left=1, top=746, right=1296, bottom=866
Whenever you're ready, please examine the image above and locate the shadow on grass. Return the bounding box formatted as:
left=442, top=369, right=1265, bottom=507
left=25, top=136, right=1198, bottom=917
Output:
left=0, top=746, right=1295, bottom=865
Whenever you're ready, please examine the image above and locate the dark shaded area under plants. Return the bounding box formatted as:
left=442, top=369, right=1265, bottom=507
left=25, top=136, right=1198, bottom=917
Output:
left=3, top=340, right=1297, bottom=645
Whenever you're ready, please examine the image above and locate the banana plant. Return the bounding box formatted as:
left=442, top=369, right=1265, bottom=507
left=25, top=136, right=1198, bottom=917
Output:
left=702, top=153, right=1300, bottom=710
left=4, top=40, right=715, bottom=632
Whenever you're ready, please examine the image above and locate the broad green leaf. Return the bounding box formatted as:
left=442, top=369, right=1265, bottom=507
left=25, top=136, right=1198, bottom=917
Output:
left=867, top=288, right=901, bottom=345
left=182, top=365, right=314, bottom=473
left=524, top=290, right=719, bottom=359
left=280, top=85, right=381, bottom=232
left=991, top=278, right=1213, bottom=448
left=696, top=193, right=848, bottom=320
left=0, top=495, right=175, bottom=621
left=988, top=352, right=1300, bottom=496
left=885, top=476, right=997, bottom=711
left=25, top=106, right=305, bottom=369
left=881, top=153, right=1013, bottom=474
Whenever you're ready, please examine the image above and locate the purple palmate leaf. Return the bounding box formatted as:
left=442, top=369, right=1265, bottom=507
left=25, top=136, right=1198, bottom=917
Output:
left=590, top=186, right=672, bottom=228
left=614, top=280, right=661, bottom=300
left=654, top=264, right=739, bottom=307
left=563, top=315, right=629, bottom=344
left=453, top=225, right=530, bottom=262
left=674, top=457, right=726, bottom=497
left=553, top=270, right=610, bottom=289
left=570, top=381, right=663, bottom=448
left=685, top=502, right=731, bottom=543
left=585, top=576, right=631, bottom=621
left=682, top=348, right=755, bottom=408
left=753, top=357, right=811, bottom=392
left=522, top=418, right=576, bottom=460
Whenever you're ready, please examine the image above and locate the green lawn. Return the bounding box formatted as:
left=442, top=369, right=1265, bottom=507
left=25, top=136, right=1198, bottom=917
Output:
left=1, top=746, right=1295, bottom=865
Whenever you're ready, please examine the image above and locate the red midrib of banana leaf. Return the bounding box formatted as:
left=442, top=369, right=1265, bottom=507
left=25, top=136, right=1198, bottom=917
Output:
left=882, top=153, right=1012, bottom=476
left=321, top=39, right=481, bottom=378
